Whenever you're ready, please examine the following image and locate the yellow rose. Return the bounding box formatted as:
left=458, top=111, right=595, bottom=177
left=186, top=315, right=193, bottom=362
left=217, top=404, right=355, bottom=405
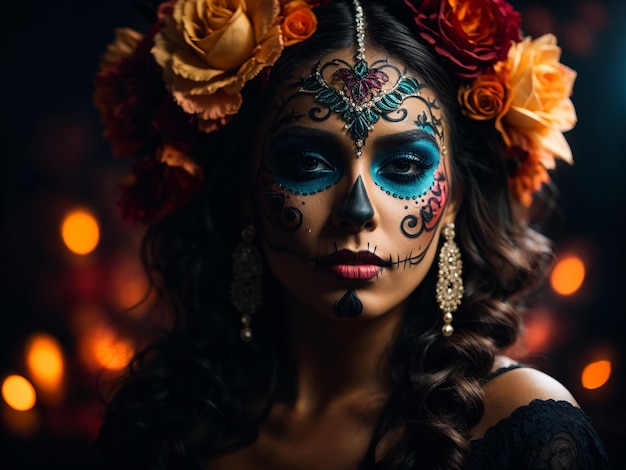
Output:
left=152, top=0, right=283, bottom=129
left=495, top=34, right=577, bottom=169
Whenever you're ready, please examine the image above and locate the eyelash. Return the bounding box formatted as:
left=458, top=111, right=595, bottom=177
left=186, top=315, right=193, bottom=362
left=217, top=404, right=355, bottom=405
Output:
left=377, top=153, right=434, bottom=182
left=268, top=148, right=342, bottom=195
left=274, top=152, right=335, bottom=179
left=370, top=140, right=440, bottom=199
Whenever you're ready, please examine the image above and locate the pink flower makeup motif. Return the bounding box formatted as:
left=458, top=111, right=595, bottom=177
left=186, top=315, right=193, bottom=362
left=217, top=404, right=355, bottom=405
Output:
left=332, top=60, right=389, bottom=104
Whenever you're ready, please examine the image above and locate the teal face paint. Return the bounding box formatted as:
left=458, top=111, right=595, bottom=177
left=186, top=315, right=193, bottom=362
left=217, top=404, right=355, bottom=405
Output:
left=266, top=129, right=343, bottom=196
left=370, top=131, right=440, bottom=200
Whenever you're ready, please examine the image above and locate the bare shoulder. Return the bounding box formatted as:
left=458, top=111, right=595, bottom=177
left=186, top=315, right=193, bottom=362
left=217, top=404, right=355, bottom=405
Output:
left=471, top=356, right=579, bottom=439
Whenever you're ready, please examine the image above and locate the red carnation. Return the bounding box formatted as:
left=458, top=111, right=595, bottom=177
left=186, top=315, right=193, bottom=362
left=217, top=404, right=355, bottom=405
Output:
left=117, top=159, right=204, bottom=225
left=153, top=98, right=199, bottom=155
left=93, top=24, right=167, bottom=158
left=404, top=0, right=521, bottom=79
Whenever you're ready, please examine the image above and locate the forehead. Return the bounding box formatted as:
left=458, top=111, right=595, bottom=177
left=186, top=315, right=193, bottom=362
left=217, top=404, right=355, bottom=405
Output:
left=262, top=48, right=447, bottom=147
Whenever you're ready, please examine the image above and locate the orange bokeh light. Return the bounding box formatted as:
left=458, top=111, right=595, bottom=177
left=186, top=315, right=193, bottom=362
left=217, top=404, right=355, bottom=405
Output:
left=581, top=360, right=611, bottom=390
left=523, top=311, right=555, bottom=354
left=550, top=255, right=585, bottom=296
left=25, top=333, right=64, bottom=395
left=2, top=375, right=36, bottom=411
left=61, top=209, right=100, bottom=255
left=80, top=325, right=134, bottom=372
left=110, top=255, right=150, bottom=312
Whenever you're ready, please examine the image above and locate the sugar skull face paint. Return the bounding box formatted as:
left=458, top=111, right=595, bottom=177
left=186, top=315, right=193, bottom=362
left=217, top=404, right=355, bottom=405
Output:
left=252, top=50, right=453, bottom=321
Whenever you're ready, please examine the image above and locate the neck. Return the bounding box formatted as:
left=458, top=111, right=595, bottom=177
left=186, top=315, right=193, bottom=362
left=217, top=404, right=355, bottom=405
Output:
left=278, top=295, right=405, bottom=415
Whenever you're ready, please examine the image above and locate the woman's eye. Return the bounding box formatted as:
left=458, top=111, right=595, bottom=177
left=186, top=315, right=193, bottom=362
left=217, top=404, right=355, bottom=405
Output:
left=380, top=157, right=422, bottom=175
left=278, top=152, right=334, bottom=178
left=269, top=150, right=342, bottom=195
left=299, top=154, right=333, bottom=172
left=371, top=140, right=440, bottom=200
left=377, top=154, right=432, bottom=181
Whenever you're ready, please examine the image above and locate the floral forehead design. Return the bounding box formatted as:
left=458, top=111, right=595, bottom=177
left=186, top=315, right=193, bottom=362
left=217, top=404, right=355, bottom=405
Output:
left=94, top=0, right=577, bottom=224
left=298, top=1, right=429, bottom=157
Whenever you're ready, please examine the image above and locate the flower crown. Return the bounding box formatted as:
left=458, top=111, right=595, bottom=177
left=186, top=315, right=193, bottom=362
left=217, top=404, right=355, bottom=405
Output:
left=94, top=0, right=577, bottom=224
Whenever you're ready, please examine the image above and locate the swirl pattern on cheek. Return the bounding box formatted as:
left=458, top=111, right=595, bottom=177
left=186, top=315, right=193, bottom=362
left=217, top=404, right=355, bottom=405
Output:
left=400, top=169, right=447, bottom=238
left=258, top=168, right=304, bottom=232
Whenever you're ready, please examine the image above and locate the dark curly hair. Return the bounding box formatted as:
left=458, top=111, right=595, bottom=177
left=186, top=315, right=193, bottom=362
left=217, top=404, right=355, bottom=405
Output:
left=89, top=1, right=555, bottom=468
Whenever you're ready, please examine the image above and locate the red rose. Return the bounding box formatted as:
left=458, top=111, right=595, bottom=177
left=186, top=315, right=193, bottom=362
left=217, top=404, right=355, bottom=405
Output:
left=403, top=0, right=521, bottom=79
left=306, top=0, right=332, bottom=7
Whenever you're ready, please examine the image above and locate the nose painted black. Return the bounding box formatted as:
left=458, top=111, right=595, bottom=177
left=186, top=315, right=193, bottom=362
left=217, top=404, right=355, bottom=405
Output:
left=337, top=175, right=374, bottom=227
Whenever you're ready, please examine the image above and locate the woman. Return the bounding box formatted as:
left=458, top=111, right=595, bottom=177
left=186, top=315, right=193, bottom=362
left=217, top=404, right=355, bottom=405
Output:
left=90, top=0, right=610, bottom=468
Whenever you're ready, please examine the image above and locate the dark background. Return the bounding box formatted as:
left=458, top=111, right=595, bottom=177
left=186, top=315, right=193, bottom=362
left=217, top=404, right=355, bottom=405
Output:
left=1, top=0, right=624, bottom=468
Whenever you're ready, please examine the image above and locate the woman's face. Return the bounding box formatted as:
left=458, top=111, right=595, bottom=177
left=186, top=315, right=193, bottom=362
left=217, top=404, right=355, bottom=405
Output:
left=251, top=50, right=456, bottom=320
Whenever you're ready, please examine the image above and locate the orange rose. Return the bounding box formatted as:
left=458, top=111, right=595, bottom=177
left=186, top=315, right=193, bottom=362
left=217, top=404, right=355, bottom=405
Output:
left=152, top=0, right=284, bottom=131
left=458, top=74, right=507, bottom=120
left=495, top=34, right=577, bottom=169
left=281, top=1, right=317, bottom=46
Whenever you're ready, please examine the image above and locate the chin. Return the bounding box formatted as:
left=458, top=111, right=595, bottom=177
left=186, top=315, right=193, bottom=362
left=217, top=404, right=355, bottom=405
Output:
left=288, top=287, right=409, bottom=321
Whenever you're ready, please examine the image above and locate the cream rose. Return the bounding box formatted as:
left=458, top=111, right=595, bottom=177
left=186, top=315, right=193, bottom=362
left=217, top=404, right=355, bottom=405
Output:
left=152, top=0, right=283, bottom=129
left=495, top=34, right=577, bottom=169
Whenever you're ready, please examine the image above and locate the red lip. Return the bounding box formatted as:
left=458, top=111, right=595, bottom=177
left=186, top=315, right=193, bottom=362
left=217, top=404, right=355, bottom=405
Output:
left=329, top=264, right=382, bottom=280
left=321, top=250, right=389, bottom=280
left=321, top=250, right=388, bottom=265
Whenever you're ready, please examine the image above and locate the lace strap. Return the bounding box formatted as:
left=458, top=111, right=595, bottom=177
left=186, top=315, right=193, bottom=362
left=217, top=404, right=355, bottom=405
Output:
left=483, top=363, right=527, bottom=383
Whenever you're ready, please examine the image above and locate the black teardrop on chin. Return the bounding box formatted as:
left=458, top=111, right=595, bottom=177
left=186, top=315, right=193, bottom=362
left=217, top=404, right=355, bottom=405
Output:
left=334, top=289, right=363, bottom=318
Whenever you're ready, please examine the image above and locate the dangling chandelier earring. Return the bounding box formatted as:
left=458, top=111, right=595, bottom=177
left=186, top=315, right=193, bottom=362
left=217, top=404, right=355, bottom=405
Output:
left=230, top=225, right=263, bottom=343
left=436, top=222, right=464, bottom=337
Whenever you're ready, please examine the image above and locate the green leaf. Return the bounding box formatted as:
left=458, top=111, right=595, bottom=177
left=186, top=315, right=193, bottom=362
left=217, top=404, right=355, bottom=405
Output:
left=354, top=60, right=369, bottom=78
left=302, top=75, right=323, bottom=92
left=398, top=77, right=422, bottom=95
left=316, top=88, right=339, bottom=104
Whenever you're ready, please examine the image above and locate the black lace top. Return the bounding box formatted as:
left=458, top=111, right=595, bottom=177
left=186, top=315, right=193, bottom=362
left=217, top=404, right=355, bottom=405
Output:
left=470, top=367, right=611, bottom=469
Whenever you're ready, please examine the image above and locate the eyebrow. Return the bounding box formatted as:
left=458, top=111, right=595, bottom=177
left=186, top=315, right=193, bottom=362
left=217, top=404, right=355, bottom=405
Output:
left=266, top=127, right=440, bottom=158
left=267, top=126, right=345, bottom=150
left=372, top=128, right=439, bottom=151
